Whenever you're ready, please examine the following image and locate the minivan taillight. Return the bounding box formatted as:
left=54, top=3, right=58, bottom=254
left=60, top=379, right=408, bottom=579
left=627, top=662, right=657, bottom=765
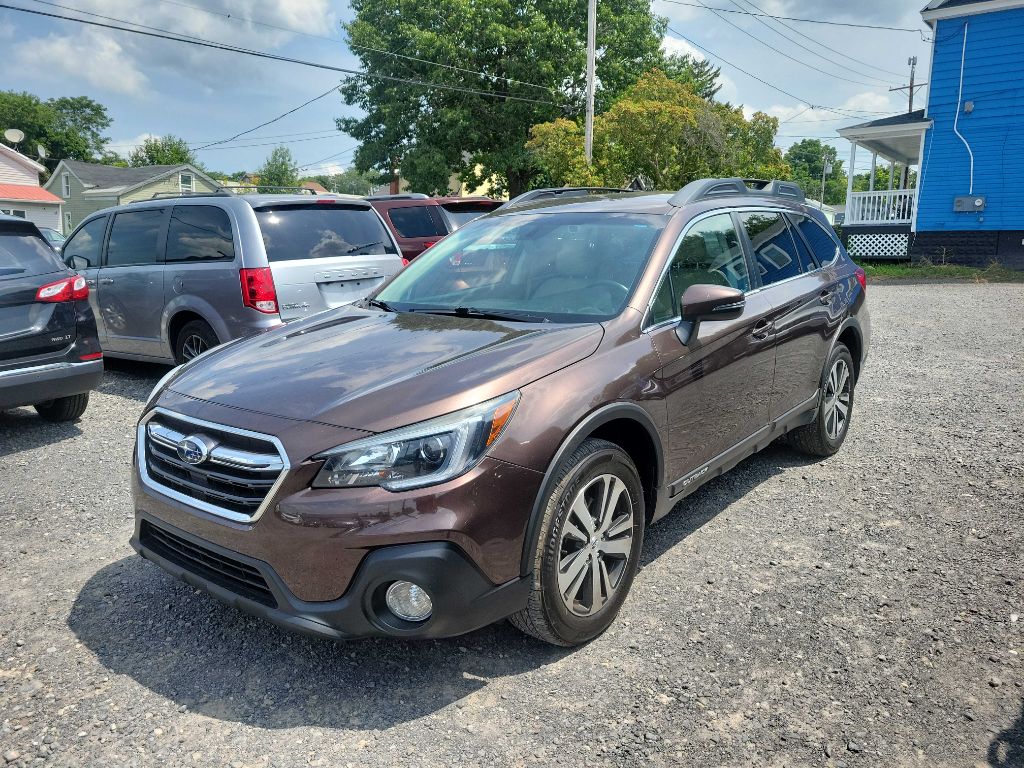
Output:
left=239, top=268, right=279, bottom=314
left=36, top=275, right=88, bottom=303
left=854, top=266, right=867, bottom=292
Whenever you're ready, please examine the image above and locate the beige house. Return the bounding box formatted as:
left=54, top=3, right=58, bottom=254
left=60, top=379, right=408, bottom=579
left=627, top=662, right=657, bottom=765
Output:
left=45, top=160, right=218, bottom=232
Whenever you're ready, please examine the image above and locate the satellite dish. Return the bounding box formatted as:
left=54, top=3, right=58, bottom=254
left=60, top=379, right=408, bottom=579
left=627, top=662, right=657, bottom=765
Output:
left=37, top=145, right=47, bottom=159
left=4, top=128, right=25, bottom=145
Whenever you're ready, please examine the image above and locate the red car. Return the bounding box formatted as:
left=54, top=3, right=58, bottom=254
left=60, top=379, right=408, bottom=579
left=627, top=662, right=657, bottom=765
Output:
left=368, top=194, right=503, bottom=261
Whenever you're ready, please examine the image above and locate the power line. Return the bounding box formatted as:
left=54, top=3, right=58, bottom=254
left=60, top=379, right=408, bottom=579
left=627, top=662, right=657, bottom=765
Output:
left=688, top=0, right=893, bottom=89
left=664, top=26, right=895, bottom=119
left=0, top=3, right=564, bottom=107
left=725, top=0, right=903, bottom=83
left=299, top=145, right=359, bottom=171
left=728, top=0, right=908, bottom=79
left=148, top=0, right=560, bottom=96
left=658, top=0, right=928, bottom=37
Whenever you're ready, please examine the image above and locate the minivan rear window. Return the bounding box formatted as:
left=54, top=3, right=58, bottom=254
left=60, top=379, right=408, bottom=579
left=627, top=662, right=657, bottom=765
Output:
left=440, top=203, right=501, bottom=230
left=254, top=204, right=397, bottom=262
left=0, top=230, right=65, bottom=280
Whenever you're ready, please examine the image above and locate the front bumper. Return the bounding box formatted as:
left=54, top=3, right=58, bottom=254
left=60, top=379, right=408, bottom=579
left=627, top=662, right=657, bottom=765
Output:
left=0, top=358, right=103, bottom=409
left=131, top=513, right=531, bottom=639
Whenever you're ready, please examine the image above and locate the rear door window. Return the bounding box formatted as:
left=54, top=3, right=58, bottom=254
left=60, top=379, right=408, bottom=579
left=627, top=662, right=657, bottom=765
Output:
left=0, top=228, right=65, bottom=279
left=739, top=211, right=804, bottom=287
left=254, top=204, right=397, bottom=262
left=62, top=216, right=107, bottom=269
left=386, top=205, right=447, bottom=238
left=440, top=203, right=501, bottom=230
left=166, top=205, right=235, bottom=263
left=106, top=209, right=166, bottom=267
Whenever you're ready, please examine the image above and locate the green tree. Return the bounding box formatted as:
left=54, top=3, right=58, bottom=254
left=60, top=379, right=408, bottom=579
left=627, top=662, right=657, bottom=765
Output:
left=340, top=0, right=667, bottom=196
left=0, top=91, right=112, bottom=171
left=528, top=71, right=789, bottom=190
left=257, top=146, right=299, bottom=191
left=661, top=54, right=722, bottom=101
left=128, top=135, right=197, bottom=167
left=303, top=168, right=380, bottom=195
left=783, top=139, right=847, bottom=205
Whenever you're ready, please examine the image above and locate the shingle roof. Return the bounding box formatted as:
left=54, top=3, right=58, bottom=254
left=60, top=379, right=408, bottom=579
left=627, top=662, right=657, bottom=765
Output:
left=61, top=160, right=183, bottom=189
left=841, top=109, right=929, bottom=131
left=0, top=183, right=64, bottom=203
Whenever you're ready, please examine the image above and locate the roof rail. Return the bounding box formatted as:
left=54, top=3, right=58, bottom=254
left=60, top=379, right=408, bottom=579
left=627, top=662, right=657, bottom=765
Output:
left=498, top=186, right=633, bottom=210
left=667, top=177, right=806, bottom=207
left=142, top=190, right=234, bottom=201
left=365, top=193, right=430, bottom=201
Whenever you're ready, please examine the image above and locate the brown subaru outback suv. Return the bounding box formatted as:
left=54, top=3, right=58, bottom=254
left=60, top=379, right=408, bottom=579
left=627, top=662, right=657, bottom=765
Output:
left=132, top=178, right=869, bottom=646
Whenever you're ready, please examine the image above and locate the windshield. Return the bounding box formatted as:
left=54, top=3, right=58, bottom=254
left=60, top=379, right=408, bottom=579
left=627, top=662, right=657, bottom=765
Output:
left=255, top=204, right=397, bottom=262
left=375, top=212, right=665, bottom=322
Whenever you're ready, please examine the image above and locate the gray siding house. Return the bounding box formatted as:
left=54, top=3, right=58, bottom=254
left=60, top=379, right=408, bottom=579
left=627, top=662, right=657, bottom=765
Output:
left=45, top=161, right=219, bottom=232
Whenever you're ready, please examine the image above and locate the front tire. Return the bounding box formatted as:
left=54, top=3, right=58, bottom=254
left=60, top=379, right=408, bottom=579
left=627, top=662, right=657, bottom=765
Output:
left=510, top=438, right=645, bottom=646
left=34, top=393, right=89, bottom=422
left=174, top=320, right=219, bottom=365
left=788, top=343, right=855, bottom=457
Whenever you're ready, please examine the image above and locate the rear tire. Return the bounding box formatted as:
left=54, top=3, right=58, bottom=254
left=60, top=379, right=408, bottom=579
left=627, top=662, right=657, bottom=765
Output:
left=34, top=393, right=89, bottom=422
left=788, top=343, right=855, bottom=457
left=174, top=320, right=219, bottom=365
left=510, top=438, right=645, bottom=646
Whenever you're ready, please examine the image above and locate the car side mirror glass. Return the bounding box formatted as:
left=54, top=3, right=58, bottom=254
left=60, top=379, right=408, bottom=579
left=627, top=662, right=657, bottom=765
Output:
left=679, top=284, right=745, bottom=321
left=68, top=255, right=88, bottom=271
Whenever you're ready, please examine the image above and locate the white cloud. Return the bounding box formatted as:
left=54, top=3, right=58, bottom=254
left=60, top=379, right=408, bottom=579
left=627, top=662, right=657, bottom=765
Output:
left=13, top=29, right=149, bottom=96
left=8, top=0, right=336, bottom=96
left=106, top=133, right=161, bottom=155
left=0, top=21, right=14, bottom=39
left=662, top=35, right=705, bottom=61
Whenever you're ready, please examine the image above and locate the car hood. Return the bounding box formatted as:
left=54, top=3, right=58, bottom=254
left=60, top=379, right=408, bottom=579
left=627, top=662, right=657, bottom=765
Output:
left=167, top=308, right=604, bottom=433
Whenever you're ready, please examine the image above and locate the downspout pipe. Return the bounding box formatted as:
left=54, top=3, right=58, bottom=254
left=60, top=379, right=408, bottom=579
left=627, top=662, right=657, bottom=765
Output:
left=953, top=21, right=975, bottom=194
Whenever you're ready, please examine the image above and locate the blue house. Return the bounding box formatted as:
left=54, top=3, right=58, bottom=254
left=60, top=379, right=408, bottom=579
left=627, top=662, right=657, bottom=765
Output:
left=837, top=0, right=1024, bottom=267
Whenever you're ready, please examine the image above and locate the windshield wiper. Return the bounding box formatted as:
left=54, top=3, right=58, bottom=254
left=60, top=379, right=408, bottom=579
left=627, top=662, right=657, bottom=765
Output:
left=365, top=298, right=394, bottom=312
left=344, top=240, right=384, bottom=254
left=410, top=306, right=548, bottom=323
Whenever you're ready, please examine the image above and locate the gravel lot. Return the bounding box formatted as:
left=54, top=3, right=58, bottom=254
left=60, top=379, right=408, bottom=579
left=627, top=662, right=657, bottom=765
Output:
left=1, top=283, right=1021, bottom=768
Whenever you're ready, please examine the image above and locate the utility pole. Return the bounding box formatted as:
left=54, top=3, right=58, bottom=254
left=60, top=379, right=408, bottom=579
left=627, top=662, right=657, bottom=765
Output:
left=819, top=153, right=832, bottom=211
left=889, top=56, right=926, bottom=113
left=584, top=0, right=597, bottom=162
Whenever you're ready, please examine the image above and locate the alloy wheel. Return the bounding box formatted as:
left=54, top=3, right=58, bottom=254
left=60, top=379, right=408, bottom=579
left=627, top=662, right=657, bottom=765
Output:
left=557, top=474, right=634, bottom=617
left=181, top=334, right=210, bottom=361
left=823, top=358, right=852, bottom=440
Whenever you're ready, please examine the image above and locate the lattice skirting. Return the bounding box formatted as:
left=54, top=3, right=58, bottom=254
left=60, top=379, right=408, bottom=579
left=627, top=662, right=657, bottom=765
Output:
left=846, top=232, right=909, bottom=259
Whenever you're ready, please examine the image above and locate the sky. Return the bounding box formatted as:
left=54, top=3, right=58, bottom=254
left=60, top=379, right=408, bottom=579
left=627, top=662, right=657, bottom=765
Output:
left=0, top=0, right=934, bottom=180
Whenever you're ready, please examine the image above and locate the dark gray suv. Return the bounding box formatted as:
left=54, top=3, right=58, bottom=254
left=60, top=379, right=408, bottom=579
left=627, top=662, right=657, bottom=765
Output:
left=62, top=194, right=403, bottom=364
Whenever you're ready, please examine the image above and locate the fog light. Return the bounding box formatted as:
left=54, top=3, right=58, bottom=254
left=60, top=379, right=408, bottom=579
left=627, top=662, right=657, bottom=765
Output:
left=385, top=580, right=433, bottom=622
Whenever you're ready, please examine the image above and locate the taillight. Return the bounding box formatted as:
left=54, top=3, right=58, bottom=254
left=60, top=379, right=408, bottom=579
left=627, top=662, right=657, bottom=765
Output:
left=36, top=275, right=88, bottom=303
left=854, top=266, right=867, bottom=292
left=422, top=241, right=437, bottom=250
left=239, top=267, right=278, bottom=314
left=401, top=257, right=410, bottom=267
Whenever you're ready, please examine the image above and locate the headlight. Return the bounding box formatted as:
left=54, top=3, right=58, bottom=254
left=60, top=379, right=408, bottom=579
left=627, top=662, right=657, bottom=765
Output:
left=312, top=392, right=519, bottom=491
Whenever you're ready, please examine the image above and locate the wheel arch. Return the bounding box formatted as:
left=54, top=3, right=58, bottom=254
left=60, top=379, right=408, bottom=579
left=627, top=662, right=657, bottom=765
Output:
left=831, top=319, right=864, bottom=382
left=163, top=301, right=226, bottom=358
left=519, top=402, right=664, bottom=577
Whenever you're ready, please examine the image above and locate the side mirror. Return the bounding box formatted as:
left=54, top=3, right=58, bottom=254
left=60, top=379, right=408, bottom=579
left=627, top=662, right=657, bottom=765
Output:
left=68, top=255, right=89, bottom=271
left=676, top=284, right=745, bottom=346
left=680, top=284, right=745, bottom=320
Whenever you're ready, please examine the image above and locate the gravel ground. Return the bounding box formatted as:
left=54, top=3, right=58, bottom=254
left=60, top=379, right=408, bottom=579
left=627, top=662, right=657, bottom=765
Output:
left=1, top=283, right=1021, bottom=768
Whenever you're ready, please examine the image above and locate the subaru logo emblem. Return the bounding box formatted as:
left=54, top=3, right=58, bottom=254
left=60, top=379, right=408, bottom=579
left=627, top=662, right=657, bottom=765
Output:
left=177, top=435, right=213, bottom=465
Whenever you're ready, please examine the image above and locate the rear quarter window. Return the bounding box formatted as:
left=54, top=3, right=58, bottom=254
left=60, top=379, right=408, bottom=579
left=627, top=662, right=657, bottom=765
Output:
left=794, top=215, right=841, bottom=265
left=0, top=229, right=65, bottom=279
left=254, top=204, right=397, bottom=262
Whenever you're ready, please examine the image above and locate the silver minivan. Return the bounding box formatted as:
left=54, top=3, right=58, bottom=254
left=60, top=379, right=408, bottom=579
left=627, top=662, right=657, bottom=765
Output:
left=61, top=194, right=403, bottom=364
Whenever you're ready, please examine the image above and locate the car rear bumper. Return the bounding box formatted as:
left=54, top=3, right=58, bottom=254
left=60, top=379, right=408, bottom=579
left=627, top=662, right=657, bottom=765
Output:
left=130, top=513, right=531, bottom=640
left=0, top=358, right=103, bottom=409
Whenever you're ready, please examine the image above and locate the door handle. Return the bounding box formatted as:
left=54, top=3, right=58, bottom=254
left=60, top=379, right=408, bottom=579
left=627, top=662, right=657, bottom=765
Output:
left=819, top=289, right=835, bottom=305
left=751, top=319, right=774, bottom=340
left=99, top=278, right=115, bottom=285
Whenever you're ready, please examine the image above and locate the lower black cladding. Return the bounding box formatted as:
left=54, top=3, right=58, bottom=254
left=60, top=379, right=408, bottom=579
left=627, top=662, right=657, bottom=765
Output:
left=139, top=520, right=277, bottom=607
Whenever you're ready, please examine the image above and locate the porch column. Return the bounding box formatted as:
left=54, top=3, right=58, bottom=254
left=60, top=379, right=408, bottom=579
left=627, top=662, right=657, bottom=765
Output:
left=846, top=142, right=857, bottom=221
left=869, top=153, right=877, bottom=191
left=888, top=160, right=895, bottom=191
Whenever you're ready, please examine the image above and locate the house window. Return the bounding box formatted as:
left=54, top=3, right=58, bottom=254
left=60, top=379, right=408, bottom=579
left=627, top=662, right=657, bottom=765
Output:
left=179, top=173, right=194, bottom=193
left=64, top=212, right=73, bottom=233
left=0, top=208, right=27, bottom=218
left=62, top=172, right=71, bottom=198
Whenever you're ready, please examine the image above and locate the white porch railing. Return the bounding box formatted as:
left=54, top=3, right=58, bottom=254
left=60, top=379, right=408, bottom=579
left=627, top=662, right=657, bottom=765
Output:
left=845, top=189, right=916, bottom=226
